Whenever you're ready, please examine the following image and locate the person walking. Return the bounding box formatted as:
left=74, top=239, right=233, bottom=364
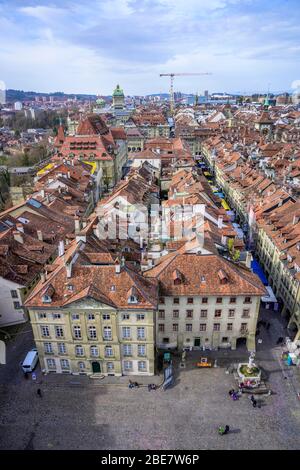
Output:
left=218, top=425, right=230, bottom=435
left=37, top=388, right=42, bottom=397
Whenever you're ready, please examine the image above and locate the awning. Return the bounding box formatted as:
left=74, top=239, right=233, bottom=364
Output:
left=221, top=199, right=230, bottom=210
left=261, top=286, right=277, bottom=303
left=215, top=192, right=225, bottom=198
left=251, top=259, right=268, bottom=285
left=204, top=171, right=212, bottom=176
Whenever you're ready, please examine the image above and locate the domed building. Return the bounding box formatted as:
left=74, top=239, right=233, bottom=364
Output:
left=96, top=97, right=106, bottom=108
left=112, top=84, right=125, bottom=110
left=93, top=96, right=107, bottom=115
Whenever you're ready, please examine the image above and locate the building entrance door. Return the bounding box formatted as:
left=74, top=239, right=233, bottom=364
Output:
left=92, top=361, right=101, bottom=373
left=194, top=337, right=201, bottom=347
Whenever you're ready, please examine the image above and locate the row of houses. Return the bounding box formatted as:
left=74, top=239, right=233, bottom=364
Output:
left=201, top=112, right=300, bottom=342
left=22, top=138, right=266, bottom=376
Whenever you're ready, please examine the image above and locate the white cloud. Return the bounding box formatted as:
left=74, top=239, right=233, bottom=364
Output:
left=19, top=5, right=67, bottom=22
left=0, top=0, right=298, bottom=94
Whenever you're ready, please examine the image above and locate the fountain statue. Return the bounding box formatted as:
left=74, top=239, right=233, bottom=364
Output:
left=247, top=352, right=255, bottom=371
left=237, top=351, right=261, bottom=388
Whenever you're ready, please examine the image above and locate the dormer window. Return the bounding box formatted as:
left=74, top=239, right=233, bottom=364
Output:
left=110, top=285, right=116, bottom=291
left=201, top=276, right=206, bottom=283
left=173, top=269, right=183, bottom=285
left=41, top=284, right=55, bottom=303
left=128, top=295, right=138, bottom=304
left=218, top=269, right=228, bottom=285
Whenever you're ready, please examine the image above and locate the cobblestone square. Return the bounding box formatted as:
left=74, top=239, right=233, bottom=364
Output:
left=1, top=315, right=300, bottom=450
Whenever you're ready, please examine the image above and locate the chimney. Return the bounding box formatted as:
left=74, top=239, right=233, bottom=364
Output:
left=66, top=262, right=72, bottom=278
left=121, top=256, right=125, bottom=267
left=40, top=271, right=46, bottom=283
left=16, top=223, right=24, bottom=233
left=67, top=171, right=71, bottom=179
left=58, top=240, right=65, bottom=257
left=293, top=215, right=299, bottom=225
left=37, top=230, right=43, bottom=241
left=41, top=189, right=45, bottom=198
left=74, top=216, right=81, bottom=233
left=246, top=251, right=252, bottom=269
left=13, top=230, right=23, bottom=244
left=217, top=215, right=223, bottom=229
left=115, top=258, right=121, bottom=274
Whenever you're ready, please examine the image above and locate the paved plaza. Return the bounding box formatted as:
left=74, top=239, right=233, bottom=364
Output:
left=0, top=311, right=300, bottom=450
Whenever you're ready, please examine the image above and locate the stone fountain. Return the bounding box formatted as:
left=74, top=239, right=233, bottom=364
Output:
left=237, top=352, right=261, bottom=388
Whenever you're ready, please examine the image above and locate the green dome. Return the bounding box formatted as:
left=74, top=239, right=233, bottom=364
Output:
left=96, top=97, right=105, bottom=106
left=113, top=84, right=124, bottom=97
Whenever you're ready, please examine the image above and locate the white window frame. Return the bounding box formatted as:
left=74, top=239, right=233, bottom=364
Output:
left=138, top=361, right=147, bottom=372
left=123, top=344, right=132, bottom=356
left=124, top=360, right=133, bottom=371
left=40, top=325, right=50, bottom=337
left=122, top=326, right=131, bottom=339
left=137, top=327, right=145, bottom=339
left=55, top=326, right=64, bottom=338
left=60, top=359, right=70, bottom=370
left=47, top=358, right=56, bottom=369
left=103, top=326, right=112, bottom=340
left=44, top=342, right=53, bottom=354
left=88, top=326, right=97, bottom=340
left=75, top=345, right=84, bottom=357
left=58, top=343, right=67, bottom=354
left=90, top=345, right=99, bottom=357
left=73, top=325, right=82, bottom=339
left=137, top=344, right=146, bottom=356
left=105, top=345, right=113, bottom=357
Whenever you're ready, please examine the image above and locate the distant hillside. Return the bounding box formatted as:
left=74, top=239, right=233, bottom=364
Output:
left=6, top=89, right=97, bottom=102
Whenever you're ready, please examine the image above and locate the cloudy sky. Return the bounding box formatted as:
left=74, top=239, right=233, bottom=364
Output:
left=0, top=0, right=299, bottom=95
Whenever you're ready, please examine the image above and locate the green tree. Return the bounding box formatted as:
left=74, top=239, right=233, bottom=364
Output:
left=227, top=238, right=240, bottom=262
left=0, top=170, right=10, bottom=210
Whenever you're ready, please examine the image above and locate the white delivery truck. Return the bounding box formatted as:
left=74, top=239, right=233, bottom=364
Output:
left=22, top=348, right=39, bottom=373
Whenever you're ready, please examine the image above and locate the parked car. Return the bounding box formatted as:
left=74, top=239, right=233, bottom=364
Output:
left=21, top=348, right=38, bottom=373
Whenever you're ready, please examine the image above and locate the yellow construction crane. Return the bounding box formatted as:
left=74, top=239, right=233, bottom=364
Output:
left=159, top=72, right=212, bottom=115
